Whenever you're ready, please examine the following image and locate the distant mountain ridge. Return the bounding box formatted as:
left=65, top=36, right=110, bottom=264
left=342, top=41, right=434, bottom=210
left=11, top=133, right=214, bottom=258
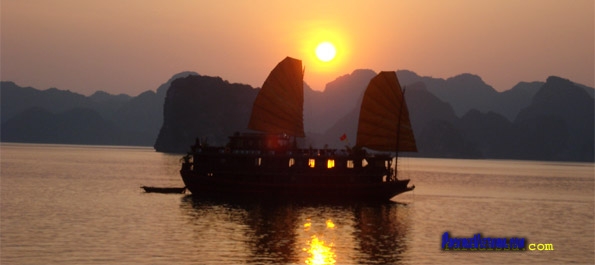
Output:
left=304, top=69, right=377, bottom=134
left=396, top=70, right=545, bottom=121
left=153, top=75, right=257, bottom=153
left=1, top=70, right=593, bottom=162
left=1, top=71, right=197, bottom=146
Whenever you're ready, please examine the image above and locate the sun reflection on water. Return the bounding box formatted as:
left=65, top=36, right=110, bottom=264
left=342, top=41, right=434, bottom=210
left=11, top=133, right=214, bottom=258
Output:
left=304, top=235, right=336, bottom=265
left=302, top=219, right=337, bottom=265
left=326, top=219, right=335, bottom=229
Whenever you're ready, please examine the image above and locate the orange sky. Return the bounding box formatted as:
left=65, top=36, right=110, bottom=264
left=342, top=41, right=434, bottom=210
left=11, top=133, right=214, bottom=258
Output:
left=1, top=0, right=593, bottom=95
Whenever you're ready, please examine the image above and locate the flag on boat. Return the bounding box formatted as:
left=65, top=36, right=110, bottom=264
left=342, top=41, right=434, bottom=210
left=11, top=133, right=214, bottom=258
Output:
left=340, top=133, right=347, bottom=141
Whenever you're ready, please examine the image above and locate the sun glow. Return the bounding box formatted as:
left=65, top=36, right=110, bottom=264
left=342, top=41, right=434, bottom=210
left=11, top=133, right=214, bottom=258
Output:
left=300, top=26, right=349, bottom=67
left=298, top=25, right=352, bottom=90
left=315, top=42, right=336, bottom=62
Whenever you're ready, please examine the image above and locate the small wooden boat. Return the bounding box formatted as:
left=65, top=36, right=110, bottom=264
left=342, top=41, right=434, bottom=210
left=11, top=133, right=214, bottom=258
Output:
left=141, top=186, right=186, bottom=194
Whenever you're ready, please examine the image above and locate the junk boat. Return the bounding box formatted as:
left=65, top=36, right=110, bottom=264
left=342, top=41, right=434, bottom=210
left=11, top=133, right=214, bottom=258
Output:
left=180, top=57, right=417, bottom=201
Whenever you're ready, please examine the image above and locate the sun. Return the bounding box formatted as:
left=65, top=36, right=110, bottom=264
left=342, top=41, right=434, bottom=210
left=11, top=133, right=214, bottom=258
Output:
left=315, top=42, right=336, bottom=62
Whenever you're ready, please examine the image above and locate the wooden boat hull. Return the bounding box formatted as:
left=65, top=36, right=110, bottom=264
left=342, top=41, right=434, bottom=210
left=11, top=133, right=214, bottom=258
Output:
left=141, top=186, right=186, bottom=194
left=180, top=168, right=414, bottom=201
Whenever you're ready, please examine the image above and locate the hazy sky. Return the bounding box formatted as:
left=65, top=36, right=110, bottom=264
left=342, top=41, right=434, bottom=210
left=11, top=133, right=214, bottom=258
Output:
left=2, top=0, right=593, bottom=96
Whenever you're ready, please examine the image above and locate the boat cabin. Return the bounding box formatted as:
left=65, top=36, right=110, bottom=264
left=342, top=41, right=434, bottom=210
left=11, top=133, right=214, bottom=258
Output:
left=186, top=132, right=395, bottom=183
left=227, top=132, right=293, bottom=153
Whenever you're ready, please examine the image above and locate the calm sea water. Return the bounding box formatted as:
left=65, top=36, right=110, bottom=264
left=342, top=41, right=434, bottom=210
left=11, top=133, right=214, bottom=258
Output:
left=1, top=143, right=593, bottom=264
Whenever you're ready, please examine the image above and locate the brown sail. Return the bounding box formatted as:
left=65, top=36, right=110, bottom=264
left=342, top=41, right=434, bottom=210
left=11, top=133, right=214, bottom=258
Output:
left=247, top=57, right=305, bottom=137
left=356, top=71, right=417, bottom=152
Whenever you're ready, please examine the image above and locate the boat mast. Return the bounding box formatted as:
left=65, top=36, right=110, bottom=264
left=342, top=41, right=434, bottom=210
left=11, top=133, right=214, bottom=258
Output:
left=393, top=87, right=406, bottom=181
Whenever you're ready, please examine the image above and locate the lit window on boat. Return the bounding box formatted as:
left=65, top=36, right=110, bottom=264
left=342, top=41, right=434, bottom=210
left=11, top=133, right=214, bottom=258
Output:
left=289, top=158, right=295, bottom=167
left=308, top=159, right=315, bottom=168
left=327, top=159, right=335, bottom=168
left=362, top=159, right=368, bottom=167
left=347, top=160, right=354, bottom=168
left=256, top=157, right=262, bottom=166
